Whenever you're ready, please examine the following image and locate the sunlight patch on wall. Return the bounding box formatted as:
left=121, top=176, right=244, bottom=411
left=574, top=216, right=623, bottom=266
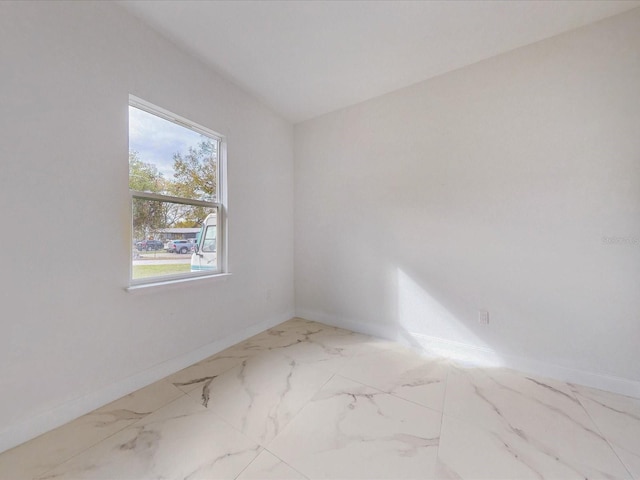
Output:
left=396, top=268, right=504, bottom=367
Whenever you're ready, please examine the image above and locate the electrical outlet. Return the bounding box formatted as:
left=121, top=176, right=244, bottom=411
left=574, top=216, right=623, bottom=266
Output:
left=478, top=310, right=490, bottom=325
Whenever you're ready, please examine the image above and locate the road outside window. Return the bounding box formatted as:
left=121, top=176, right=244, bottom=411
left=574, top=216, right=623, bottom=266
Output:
left=129, top=97, right=223, bottom=283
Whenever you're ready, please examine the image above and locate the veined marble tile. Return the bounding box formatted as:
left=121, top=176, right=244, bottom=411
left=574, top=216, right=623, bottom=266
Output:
left=168, top=319, right=354, bottom=398
left=438, top=414, right=628, bottom=480
left=572, top=384, right=640, bottom=478
left=265, top=318, right=367, bottom=343
left=210, top=320, right=338, bottom=372
left=8, top=317, right=635, bottom=480
left=268, top=375, right=442, bottom=479
left=236, top=450, right=308, bottom=480
left=238, top=318, right=333, bottom=352
left=186, top=350, right=334, bottom=445
left=165, top=348, right=250, bottom=394
left=339, top=345, right=450, bottom=411
left=267, top=318, right=333, bottom=336
left=36, top=395, right=261, bottom=480
left=0, top=379, right=183, bottom=480
left=308, top=328, right=399, bottom=359
left=270, top=333, right=356, bottom=373
left=441, top=367, right=631, bottom=479
left=283, top=318, right=399, bottom=356
left=166, top=319, right=327, bottom=392
left=234, top=318, right=397, bottom=373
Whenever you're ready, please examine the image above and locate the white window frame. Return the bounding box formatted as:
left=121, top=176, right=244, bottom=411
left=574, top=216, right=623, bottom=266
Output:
left=128, top=95, right=226, bottom=287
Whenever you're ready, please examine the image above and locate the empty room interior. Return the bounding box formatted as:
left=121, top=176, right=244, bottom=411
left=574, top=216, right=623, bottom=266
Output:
left=1, top=1, right=639, bottom=479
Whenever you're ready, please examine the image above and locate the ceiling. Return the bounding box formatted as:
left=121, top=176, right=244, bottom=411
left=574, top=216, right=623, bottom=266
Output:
left=119, top=1, right=640, bottom=123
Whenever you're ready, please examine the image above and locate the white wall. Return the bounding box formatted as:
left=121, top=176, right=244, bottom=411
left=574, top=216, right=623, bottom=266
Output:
left=295, top=10, right=640, bottom=395
left=0, top=2, right=294, bottom=451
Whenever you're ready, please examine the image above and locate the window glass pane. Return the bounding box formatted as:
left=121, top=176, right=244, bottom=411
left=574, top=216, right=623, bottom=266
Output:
left=131, top=197, right=215, bottom=280
left=192, top=212, right=218, bottom=273
left=202, top=225, right=217, bottom=253
left=129, top=106, right=218, bottom=202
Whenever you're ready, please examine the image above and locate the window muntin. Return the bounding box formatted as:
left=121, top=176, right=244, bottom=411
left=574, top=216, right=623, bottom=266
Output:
left=129, top=97, right=223, bottom=284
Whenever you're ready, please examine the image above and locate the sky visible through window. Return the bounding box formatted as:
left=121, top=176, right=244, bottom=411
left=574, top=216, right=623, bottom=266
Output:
left=129, top=105, right=204, bottom=179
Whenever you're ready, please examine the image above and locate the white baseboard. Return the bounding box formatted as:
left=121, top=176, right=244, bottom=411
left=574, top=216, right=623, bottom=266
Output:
left=0, top=312, right=293, bottom=454
left=296, top=308, right=640, bottom=400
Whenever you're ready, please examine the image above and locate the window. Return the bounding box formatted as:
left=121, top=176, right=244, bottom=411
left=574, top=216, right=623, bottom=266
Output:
left=129, top=96, right=224, bottom=284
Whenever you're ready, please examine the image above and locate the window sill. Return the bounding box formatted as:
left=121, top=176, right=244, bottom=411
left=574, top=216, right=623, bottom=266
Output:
left=126, top=272, right=231, bottom=294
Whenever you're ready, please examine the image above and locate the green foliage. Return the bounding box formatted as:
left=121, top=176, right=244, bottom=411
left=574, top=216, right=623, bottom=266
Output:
left=130, top=152, right=167, bottom=240
left=129, top=138, right=217, bottom=240
left=171, top=140, right=217, bottom=201
left=129, top=151, right=165, bottom=193
left=169, top=139, right=217, bottom=228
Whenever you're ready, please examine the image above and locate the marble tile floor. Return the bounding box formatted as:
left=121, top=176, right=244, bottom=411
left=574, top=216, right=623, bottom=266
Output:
left=1, top=318, right=638, bottom=479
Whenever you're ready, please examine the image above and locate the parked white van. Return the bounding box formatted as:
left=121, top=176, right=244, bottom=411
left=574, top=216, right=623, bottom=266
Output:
left=190, top=213, right=218, bottom=273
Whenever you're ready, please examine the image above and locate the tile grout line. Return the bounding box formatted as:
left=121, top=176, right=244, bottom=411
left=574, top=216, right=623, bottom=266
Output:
left=571, top=386, right=635, bottom=480
left=231, top=447, right=264, bottom=480
left=264, top=448, right=312, bottom=480
left=228, top=371, right=340, bottom=480
left=35, top=382, right=190, bottom=479
left=171, top=355, right=251, bottom=396
left=335, top=369, right=448, bottom=416
left=49, top=342, right=253, bottom=465
left=256, top=329, right=375, bottom=445
left=266, top=369, right=339, bottom=441
left=192, top=360, right=340, bottom=460
left=243, top=342, right=364, bottom=479
left=30, top=318, right=637, bottom=479
left=434, top=364, right=451, bottom=469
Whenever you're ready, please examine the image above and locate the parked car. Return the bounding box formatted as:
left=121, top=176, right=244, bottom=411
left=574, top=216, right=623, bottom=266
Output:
left=136, top=239, right=164, bottom=251
left=165, top=239, right=194, bottom=254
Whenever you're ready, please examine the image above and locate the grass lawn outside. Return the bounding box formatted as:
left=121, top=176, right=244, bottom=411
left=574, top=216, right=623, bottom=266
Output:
left=132, top=263, right=191, bottom=279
